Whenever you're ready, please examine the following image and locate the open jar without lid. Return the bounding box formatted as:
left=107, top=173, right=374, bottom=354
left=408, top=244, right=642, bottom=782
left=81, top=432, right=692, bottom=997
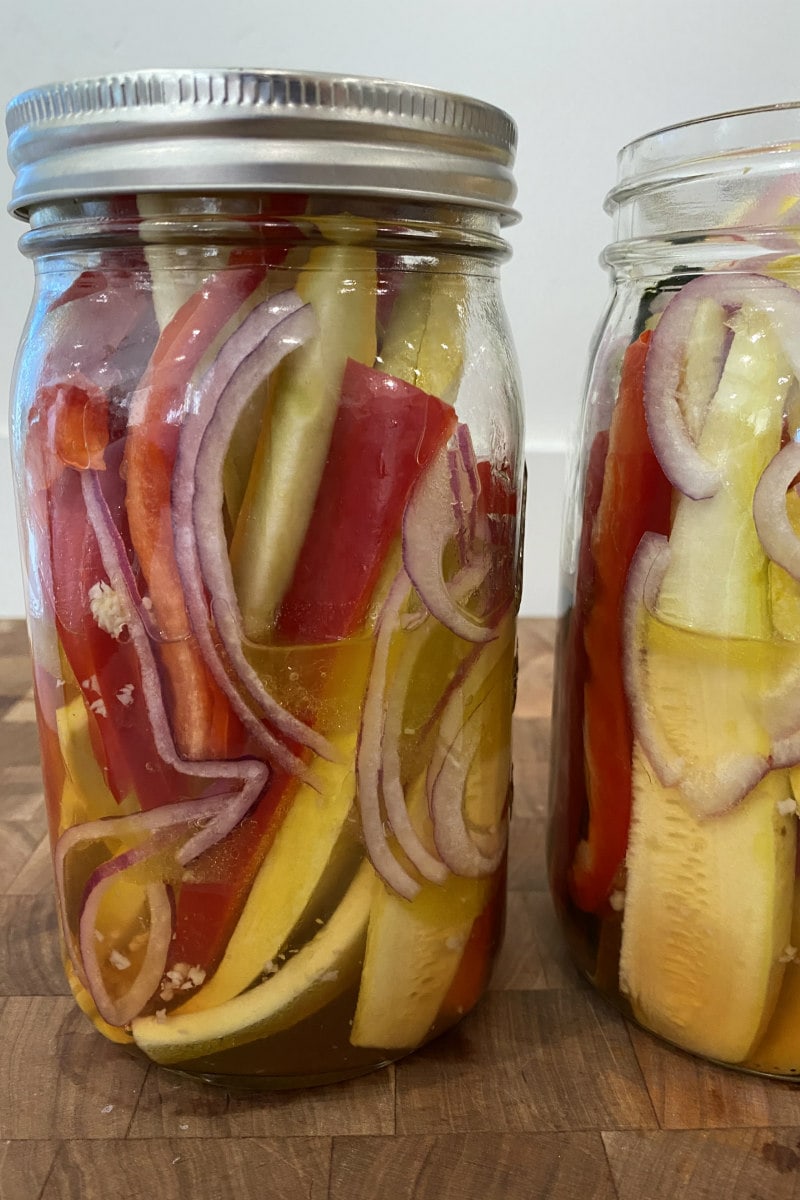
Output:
left=549, top=101, right=800, bottom=1078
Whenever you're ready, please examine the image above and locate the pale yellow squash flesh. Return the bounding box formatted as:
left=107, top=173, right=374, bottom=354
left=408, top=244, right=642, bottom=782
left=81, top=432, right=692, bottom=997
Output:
left=132, top=863, right=375, bottom=1065
left=175, top=735, right=359, bottom=1013
left=620, top=307, right=797, bottom=1063
left=620, top=752, right=795, bottom=1062
left=230, top=242, right=377, bottom=639
left=350, top=871, right=489, bottom=1050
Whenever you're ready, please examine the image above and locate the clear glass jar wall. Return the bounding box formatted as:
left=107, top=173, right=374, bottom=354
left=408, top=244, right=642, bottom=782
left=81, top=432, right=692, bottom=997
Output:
left=7, top=73, right=523, bottom=1087
left=548, top=103, right=800, bottom=1077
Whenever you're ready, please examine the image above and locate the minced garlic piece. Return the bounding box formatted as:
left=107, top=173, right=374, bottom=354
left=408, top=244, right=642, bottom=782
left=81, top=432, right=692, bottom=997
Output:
left=779, top=945, right=798, bottom=964
left=88, top=580, right=128, bottom=639
left=609, top=890, right=626, bottom=912
left=116, top=683, right=135, bottom=707
left=160, top=962, right=205, bottom=1000
left=108, top=949, right=131, bottom=970
left=777, top=798, right=798, bottom=817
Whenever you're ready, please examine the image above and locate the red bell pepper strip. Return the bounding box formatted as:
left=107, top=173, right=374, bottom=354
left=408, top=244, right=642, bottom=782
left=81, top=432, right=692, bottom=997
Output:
left=438, top=867, right=506, bottom=1024
left=123, top=263, right=266, bottom=760
left=23, top=276, right=176, bottom=812
left=568, top=330, right=672, bottom=913
left=275, top=359, right=458, bottom=643
left=170, top=362, right=458, bottom=972
left=547, top=428, right=608, bottom=916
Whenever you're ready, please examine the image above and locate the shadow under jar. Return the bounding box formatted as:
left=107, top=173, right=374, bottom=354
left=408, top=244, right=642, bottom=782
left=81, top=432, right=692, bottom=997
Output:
left=5, top=69, right=524, bottom=1089
left=548, top=101, right=800, bottom=1079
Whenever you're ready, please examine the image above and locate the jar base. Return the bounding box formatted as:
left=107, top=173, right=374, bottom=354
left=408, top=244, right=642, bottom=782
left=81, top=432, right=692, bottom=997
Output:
left=561, top=931, right=800, bottom=1085
left=161, top=1056, right=397, bottom=1092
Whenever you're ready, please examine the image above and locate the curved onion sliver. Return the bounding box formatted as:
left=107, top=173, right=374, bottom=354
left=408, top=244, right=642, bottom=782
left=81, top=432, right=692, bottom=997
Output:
left=753, top=439, right=800, bottom=582
left=171, top=293, right=336, bottom=774
left=644, top=272, right=800, bottom=501
left=403, top=444, right=498, bottom=645
left=356, top=571, right=427, bottom=900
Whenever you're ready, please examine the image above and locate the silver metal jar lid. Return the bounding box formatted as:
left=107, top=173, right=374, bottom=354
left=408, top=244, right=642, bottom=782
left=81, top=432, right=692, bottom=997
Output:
left=6, top=68, right=518, bottom=222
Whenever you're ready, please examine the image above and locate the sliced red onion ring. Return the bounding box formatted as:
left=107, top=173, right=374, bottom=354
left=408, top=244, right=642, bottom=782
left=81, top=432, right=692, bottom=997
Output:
left=178, top=294, right=337, bottom=769
left=362, top=575, right=448, bottom=890
left=82, top=469, right=268, bottom=813
left=425, top=635, right=511, bottom=878
left=621, top=533, right=680, bottom=787
left=54, top=788, right=261, bottom=997
left=78, top=848, right=173, bottom=1027
left=753, top=440, right=800, bottom=581
left=83, top=466, right=267, bottom=812
left=644, top=291, right=727, bottom=499
left=645, top=272, right=800, bottom=501
left=356, top=570, right=426, bottom=900
left=448, top=424, right=480, bottom=562
left=403, top=444, right=497, bottom=644
left=428, top=699, right=507, bottom=878
left=73, top=765, right=266, bottom=1026
left=622, top=531, right=771, bottom=812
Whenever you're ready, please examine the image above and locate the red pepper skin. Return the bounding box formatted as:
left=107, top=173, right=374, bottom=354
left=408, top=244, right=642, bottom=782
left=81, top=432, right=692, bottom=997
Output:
left=171, top=364, right=458, bottom=972
left=123, top=265, right=266, bottom=760
left=567, top=330, right=672, bottom=914
left=547, top=429, right=608, bottom=913
left=170, top=770, right=297, bottom=969
left=24, top=364, right=179, bottom=811
left=47, top=464, right=184, bottom=811
left=275, top=359, right=458, bottom=643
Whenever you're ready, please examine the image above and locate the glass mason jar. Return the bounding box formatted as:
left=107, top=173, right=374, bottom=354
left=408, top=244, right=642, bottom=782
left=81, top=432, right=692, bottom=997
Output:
left=6, top=69, right=524, bottom=1088
left=548, top=102, right=800, bottom=1077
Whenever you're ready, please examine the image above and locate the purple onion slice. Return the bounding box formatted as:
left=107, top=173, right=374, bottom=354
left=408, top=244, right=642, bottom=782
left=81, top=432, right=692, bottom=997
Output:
left=359, top=573, right=448, bottom=893
left=356, top=571, right=427, bottom=900
left=753, top=440, right=800, bottom=582
left=403, top=444, right=497, bottom=645
left=424, top=633, right=512, bottom=878
left=622, top=532, right=771, bottom=813
left=170, top=292, right=335, bottom=773
left=644, top=272, right=800, bottom=501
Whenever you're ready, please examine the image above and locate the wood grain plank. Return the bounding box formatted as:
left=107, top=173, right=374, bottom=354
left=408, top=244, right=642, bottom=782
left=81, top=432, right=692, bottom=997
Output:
left=128, top=1062, right=395, bottom=1138
left=0, top=894, right=68, bottom=996
left=0, top=1140, right=58, bottom=1200
left=507, top=816, right=544, bottom=892
left=490, top=892, right=573, bottom=992
left=0, top=722, right=43, bottom=793
left=511, top=717, right=549, bottom=821
left=0, top=821, right=46, bottom=895
left=41, top=1138, right=331, bottom=1200
left=0, top=656, right=34, bottom=707
left=0, top=621, right=32, bottom=656
left=0, top=997, right=148, bottom=1139
left=5, top=835, right=53, bottom=897
left=330, top=1133, right=617, bottom=1200
left=604, top=1129, right=800, bottom=1200
left=515, top=621, right=555, bottom=720
left=630, top=1026, right=800, bottom=1129
left=395, top=988, right=657, bottom=1134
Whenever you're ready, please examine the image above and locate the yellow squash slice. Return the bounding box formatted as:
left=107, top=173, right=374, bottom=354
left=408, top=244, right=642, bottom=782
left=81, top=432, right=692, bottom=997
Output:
left=132, top=862, right=375, bottom=1065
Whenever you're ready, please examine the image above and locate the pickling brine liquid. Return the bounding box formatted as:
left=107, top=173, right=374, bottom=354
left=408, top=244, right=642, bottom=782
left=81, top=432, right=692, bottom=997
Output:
left=15, top=203, right=522, bottom=1087
left=35, top=585, right=514, bottom=1083
left=9, top=71, right=524, bottom=1087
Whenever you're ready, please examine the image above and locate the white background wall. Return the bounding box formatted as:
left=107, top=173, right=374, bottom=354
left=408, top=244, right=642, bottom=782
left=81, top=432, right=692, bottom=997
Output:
left=2, top=0, right=800, bottom=617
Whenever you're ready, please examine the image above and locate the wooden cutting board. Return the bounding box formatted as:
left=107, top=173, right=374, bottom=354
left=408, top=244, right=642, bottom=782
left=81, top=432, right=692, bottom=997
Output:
left=3, top=617, right=800, bottom=1199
